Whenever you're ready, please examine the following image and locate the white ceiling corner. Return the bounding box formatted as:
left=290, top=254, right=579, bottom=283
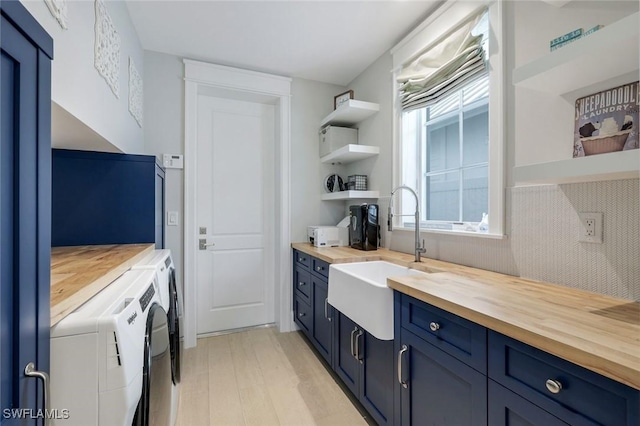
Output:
left=125, top=0, right=442, bottom=86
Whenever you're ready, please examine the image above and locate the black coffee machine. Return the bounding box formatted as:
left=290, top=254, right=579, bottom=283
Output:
left=349, top=204, right=379, bottom=251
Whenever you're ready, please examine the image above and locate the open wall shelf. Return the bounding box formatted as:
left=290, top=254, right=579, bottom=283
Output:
left=512, top=12, right=639, bottom=96
left=321, top=190, right=380, bottom=201
left=513, top=150, right=640, bottom=186
left=320, top=144, right=380, bottom=164
left=321, top=100, right=380, bottom=127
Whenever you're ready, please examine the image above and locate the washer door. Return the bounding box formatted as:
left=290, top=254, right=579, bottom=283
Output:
left=169, top=268, right=182, bottom=384
left=136, top=303, right=172, bottom=426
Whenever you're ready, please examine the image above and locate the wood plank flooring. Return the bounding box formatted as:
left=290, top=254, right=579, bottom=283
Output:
left=177, top=327, right=370, bottom=426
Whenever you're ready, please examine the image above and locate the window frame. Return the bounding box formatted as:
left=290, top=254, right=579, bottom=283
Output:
left=391, top=0, right=505, bottom=238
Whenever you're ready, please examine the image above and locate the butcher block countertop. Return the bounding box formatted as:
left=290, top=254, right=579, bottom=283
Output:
left=50, top=244, right=155, bottom=326
left=291, top=243, right=640, bottom=390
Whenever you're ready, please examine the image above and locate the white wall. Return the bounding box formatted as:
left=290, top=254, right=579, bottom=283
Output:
left=341, top=0, right=640, bottom=301
left=290, top=78, right=350, bottom=242
left=142, top=52, right=351, bottom=299
left=22, top=0, right=144, bottom=153
left=143, top=51, right=185, bottom=290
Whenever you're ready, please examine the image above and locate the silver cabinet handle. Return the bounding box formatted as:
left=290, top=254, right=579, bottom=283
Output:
left=398, top=345, right=408, bottom=389
left=545, top=379, right=563, bottom=394
left=324, top=298, right=331, bottom=321
left=24, top=362, right=50, bottom=426
left=316, top=266, right=323, bottom=272
left=298, top=312, right=305, bottom=318
left=350, top=327, right=358, bottom=358
left=298, top=281, right=306, bottom=287
left=355, top=330, right=364, bottom=363
left=298, top=257, right=306, bottom=262
left=429, top=322, right=440, bottom=332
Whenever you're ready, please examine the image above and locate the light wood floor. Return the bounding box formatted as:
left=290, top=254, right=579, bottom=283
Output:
left=177, top=327, right=370, bottom=426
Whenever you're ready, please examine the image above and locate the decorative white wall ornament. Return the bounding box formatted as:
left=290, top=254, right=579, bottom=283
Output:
left=44, top=0, right=68, bottom=29
left=129, top=58, right=143, bottom=128
left=94, top=0, right=120, bottom=98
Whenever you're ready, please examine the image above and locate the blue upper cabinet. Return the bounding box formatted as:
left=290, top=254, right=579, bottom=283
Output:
left=1, top=0, right=53, bottom=420
left=52, top=149, right=165, bottom=248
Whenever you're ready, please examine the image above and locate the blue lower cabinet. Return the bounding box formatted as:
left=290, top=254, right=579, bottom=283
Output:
left=311, top=274, right=332, bottom=365
left=360, top=330, right=394, bottom=426
left=399, top=328, right=487, bottom=426
left=333, top=310, right=360, bottom=396
left=293, top=296, right=312, bottom=334
left=332, top=310, right=394, bottom=425
left=489, top=380, right=568, bottom=426
left=489, top=331, right=639, bottom=426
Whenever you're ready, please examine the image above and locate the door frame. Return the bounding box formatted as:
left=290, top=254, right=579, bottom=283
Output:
left=183, top=60, right=292, bottom=348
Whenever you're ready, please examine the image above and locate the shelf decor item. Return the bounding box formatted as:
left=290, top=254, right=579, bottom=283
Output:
left=94, top=0, right=121, bottom=98
left=324, top=174, right=344, bottom=193
left=574, top=81, right=639, bottom=157
left=347, top=175, right=368, bottom=191
left=550, top=28, right=582, bottom=51
left=334, top=90, right=354, bottom=110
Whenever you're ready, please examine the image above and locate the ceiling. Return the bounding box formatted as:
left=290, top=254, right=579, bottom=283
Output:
left=126, top=1, right=442, bottom=86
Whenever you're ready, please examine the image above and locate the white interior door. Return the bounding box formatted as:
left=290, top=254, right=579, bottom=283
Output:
left=196, top=95, right=275, bottom=334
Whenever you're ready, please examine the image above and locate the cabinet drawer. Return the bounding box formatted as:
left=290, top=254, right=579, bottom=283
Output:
left=294, top=296, right=312, bottom=334
left=312, top=258, right=330, bottom=278
left=489, top=331, right=639, bottom=426
left=400, top=294, right=486, bottom=373
left=489, top=380, right=568, bottom=426
left=294, top=265, right=311, bottom=303
left=293, top=249, right=311, bottom=269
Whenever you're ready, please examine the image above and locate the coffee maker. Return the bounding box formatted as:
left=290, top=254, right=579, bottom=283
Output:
left=349, top=204, right=379, bottom=251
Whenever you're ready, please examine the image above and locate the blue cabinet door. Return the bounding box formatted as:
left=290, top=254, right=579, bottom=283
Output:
left=310, top=275, right=332, bottom=366
left=1, top=1, right=52, bottom=423
left=400, top=328, right=487, bottom=426
left=333, top=311, right=359, bottom=396
left=360, top=332, right=394, bottom=426
left=51, top=149, right=165, bottom=248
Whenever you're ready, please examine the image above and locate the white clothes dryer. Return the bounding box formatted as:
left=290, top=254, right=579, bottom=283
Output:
left=131, top=249, right=182, bottom=425
left=50, top=270, right=172, bottom=426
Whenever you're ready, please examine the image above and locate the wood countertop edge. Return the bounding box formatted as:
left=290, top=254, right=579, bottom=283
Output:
left=388, top=278, right=640, bottom=390
left=291, top=243, right=640, bottom=390
left=50, top=244, right=155, bottom=326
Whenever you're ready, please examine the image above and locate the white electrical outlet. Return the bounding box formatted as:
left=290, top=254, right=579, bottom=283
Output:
left=578, top=212, right=603, bottom=243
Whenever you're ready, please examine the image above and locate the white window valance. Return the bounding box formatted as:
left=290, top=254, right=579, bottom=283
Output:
left=396, top=7, right=488, bottom=111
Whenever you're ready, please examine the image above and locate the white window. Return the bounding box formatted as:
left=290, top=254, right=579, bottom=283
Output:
left=392, top=1, right=504, bottom=237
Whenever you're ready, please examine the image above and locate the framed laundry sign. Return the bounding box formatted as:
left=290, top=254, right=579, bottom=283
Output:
left=574, top=81, right=639, bottom=157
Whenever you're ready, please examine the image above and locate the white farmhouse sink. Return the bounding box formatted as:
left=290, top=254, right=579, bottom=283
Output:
left=328, top=261, right=429, bottom=340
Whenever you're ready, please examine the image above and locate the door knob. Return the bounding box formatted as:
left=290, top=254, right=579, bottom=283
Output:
left=199, top=239, right=215, bottom=250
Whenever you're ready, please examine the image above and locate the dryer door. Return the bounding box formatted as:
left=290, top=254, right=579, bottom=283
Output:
left=136, top=303, right=172, bottom=426
left=169, top=267, right=182, bottom=384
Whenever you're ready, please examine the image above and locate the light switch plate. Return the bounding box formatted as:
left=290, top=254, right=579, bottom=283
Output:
left=167, top=211, right=179, bottom=226
left=163, top=154, right=184, bottom=169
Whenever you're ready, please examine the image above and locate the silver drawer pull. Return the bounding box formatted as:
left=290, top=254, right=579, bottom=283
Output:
left=545, top=379, right=563, bottom=394
left=298, top=281, right=306, bottom=286
left=299, top=257, right=306, bottom=262
left=298, top=312, right=306, bottom=318
left=316, top=266, right=323, bottom=271
left=429, top=322, right=440, bottom=332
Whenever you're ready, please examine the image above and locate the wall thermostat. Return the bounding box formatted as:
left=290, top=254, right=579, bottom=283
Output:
left=163, top=154, right=184, bottom=169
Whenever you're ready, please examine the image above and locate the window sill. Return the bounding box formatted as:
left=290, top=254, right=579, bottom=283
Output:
left=392, top=227, right=507, bottom=240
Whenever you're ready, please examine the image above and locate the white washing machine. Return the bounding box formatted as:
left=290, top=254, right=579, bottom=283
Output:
left=131, top=249, right=182, bottom=425
left=50, top=270, right=173, bottom=426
